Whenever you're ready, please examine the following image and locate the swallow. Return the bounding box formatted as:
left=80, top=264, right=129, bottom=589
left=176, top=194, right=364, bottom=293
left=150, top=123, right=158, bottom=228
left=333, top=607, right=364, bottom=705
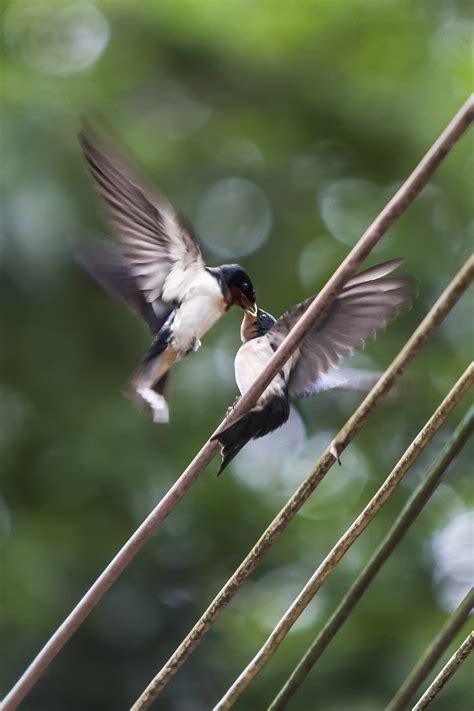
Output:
left=213, top=258, right=414, bottom=473
left=77, top=128, right=257, bottom=423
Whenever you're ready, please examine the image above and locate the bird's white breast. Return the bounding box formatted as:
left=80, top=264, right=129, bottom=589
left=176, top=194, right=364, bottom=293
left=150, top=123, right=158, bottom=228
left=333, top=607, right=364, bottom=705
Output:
left=170, top=270, right=226, bottom=353
left=235, top=338, right=281, bottom=398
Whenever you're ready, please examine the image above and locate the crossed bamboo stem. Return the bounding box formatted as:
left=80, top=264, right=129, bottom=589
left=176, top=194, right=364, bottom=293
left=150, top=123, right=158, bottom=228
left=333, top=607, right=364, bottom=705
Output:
left=269, top=413, right=473, bottom=711
left=386, top=585, right=474, bottom=711
left=411, top=632, right=474, bottom=710
left=212, top=366, right=472, bottom=709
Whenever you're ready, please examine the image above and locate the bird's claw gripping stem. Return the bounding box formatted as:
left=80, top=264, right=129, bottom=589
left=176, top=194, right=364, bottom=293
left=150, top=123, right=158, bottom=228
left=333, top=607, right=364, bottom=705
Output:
left=226, top=396, right=241, bottom=418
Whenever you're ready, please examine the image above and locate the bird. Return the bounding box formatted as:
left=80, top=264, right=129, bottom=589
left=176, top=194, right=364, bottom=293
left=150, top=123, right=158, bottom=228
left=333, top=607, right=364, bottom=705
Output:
left=76, top=127, right=258, bottom=423
left=213, top=258, right=414, bottom=473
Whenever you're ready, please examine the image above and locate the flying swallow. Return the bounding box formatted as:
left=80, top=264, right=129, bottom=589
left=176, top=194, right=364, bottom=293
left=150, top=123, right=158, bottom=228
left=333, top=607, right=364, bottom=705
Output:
left=213, top=258, right=414, bottom=473
left=77, top=128, right=257, bottom=423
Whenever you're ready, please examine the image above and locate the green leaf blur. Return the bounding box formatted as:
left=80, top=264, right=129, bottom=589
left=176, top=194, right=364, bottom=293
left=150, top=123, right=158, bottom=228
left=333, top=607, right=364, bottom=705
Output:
left=1, top=1, right=472, bottom=709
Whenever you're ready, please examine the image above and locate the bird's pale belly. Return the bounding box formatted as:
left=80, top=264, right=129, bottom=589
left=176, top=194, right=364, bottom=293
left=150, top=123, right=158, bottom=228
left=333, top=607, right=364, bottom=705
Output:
left=235, top=338, right=292, bottom=401
left=171, top=291, right=226, bottom=354
left=235, top=339, right=275, bottom=394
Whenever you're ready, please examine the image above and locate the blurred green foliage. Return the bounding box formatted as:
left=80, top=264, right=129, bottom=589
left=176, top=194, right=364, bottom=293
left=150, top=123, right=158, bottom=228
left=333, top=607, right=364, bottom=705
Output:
left=1, top=1, right=473, bottom=709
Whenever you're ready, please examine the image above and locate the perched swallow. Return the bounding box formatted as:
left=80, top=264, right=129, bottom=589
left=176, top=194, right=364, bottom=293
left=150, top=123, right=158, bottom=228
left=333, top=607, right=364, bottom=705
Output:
left=213, top=259, right=414, bottom=473
left=77, top=128, right=257, bottom=422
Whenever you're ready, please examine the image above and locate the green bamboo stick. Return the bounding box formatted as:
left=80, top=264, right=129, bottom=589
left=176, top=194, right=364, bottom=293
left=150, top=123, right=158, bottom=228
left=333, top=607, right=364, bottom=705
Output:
left=386, top=587, right=474, bottom=710
left=214, top=366, right=473, bottom=709
left=411, top=632, right=474, bottom=710
left=269, top=410, right=473, bottom=710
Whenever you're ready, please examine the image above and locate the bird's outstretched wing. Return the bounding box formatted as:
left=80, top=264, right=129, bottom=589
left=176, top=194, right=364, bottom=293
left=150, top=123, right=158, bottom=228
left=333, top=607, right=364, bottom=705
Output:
left=267, top=259, right=414, bottom=397
left=79, top=127, right=206, bottom=305
left=76, top=239, right=169, bottom=333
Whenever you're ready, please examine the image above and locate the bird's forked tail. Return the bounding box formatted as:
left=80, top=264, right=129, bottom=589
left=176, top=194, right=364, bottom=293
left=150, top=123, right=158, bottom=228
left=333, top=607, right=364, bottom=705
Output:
left=213, top=394, right=290, bottom=475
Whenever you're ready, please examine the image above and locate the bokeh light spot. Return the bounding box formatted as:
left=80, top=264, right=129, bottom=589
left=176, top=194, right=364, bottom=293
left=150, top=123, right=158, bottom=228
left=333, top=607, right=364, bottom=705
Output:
left=431, top=510, right=474, bottom=611
left=217, top=135, right=265, bottom=171
left=233, top=565, right=324, bottom=634
left=4, top=0, right=110, bottom=75
left=196, top=177, right=272, bottom=258
left=319, top=178, right=393, bottom=249
left=298, top=236, right=337, bottom=290
left=296, top=431, right=370, bottom=520
left=234, top=408, right=306, bottom=493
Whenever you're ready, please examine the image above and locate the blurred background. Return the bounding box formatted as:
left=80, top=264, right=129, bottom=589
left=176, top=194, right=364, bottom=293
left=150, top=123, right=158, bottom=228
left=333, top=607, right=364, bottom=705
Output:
left=1, top=1, right=473, bottom=709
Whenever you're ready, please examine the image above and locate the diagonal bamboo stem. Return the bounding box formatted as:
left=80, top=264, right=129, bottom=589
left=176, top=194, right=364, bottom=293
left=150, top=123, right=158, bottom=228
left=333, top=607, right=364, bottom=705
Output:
left=411, top=632, right=474, bottom=710
left=386, top=586, right=474, bottom=711
left=269, top=411, right=474, bottom=710
left=213, top=366, right=473, bottom=709
left=3, top=97, right=473, bottom=711
left=132, top=258, right=473, bottom=710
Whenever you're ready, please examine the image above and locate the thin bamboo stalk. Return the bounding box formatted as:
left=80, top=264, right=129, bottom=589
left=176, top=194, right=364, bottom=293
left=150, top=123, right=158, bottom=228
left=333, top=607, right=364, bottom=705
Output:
left=269, top=412, right=474, bottom=711
left=131, top=256, right=473, bottom=711
left=213, top=365, right=473, bottom=710
left=3, top=97, right=473, bottom=711
left=386, top=587, right=474, bottom=711
left=411, top=632, right=474, bottom=710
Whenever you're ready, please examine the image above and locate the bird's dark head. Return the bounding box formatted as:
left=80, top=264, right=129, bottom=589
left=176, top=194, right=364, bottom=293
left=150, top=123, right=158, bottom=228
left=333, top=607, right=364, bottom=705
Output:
left=240, top=308, right=276, bottom=342
left=220, top=264, right=257, bottom=315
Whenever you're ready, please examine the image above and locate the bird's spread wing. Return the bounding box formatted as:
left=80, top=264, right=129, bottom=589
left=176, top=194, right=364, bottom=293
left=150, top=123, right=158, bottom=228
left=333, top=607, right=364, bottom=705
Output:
left=267, top=259, right=414, bottom=397
left=79, top=128, right=206, bottom=305
left=76, top=239, right=171, bottom=333
left=310, top=366, right=382, bottom=394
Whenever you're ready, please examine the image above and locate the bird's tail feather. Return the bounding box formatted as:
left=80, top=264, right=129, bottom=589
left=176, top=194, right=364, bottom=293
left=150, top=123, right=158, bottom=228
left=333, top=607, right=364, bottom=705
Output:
left=213, top=395, right=290, bottom=475
left=154, top=371, right=171, bottom=399
left=126, top=345, right=177, bottom=424
left=125, top=371, right=170, bottom=423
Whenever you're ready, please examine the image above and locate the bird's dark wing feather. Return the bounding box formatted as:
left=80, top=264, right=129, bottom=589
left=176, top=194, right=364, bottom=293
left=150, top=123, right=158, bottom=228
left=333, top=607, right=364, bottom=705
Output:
left=76, top=240, right=172, bottom=334
left=267, top=258, right=414, bottom=397
left=79, top=127, right=206, bottom=304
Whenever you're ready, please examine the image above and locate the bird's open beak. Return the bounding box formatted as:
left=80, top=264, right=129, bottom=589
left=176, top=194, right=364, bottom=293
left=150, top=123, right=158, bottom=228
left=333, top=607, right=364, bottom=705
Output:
left=242, top=299, right=258, bottom=317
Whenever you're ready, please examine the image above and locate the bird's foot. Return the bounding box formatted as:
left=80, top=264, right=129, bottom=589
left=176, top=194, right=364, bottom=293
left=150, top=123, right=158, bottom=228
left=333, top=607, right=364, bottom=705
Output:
left=226, top=396, right=241, bottom=417
left=329, top=441, right=342, bottom=466
left=181, top=338, right=202, bottom=356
